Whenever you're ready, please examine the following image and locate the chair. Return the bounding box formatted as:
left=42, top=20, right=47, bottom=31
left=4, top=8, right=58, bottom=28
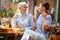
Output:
left=48, top=25, right=57, bottom=40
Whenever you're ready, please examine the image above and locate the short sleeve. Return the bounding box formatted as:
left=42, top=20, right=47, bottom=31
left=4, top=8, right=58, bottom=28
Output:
left=46, top=15, right=52, bottom=27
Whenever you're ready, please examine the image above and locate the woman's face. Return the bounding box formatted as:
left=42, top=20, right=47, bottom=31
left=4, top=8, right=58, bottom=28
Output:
left=39, top=4, right=45, bottom=12
left=38, top=4, right=42, bottom=12
left=20, top=5, right=27, bottom=13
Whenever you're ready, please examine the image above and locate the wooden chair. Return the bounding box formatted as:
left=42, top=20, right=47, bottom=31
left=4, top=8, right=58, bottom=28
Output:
left=48, top=26, right=57, bottom=40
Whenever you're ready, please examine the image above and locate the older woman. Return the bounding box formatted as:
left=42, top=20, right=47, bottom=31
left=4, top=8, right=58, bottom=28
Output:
left=21, top=2, right=52, bottom=40
left=11, top=2, right=34, bottom=30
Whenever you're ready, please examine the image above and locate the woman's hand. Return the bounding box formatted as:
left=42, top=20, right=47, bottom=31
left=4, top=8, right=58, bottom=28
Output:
left=44, top=25, right=49, bottom=32
left=19, top=25, right=25, bottom=32
left=42, top=20, right=49, bottom=32
left=43, top=13, right=47, bottom=19
left=12, top=14, right=18, bottom=19
left=20, top=25, right=24, bottom=28
left=19, top=25, right=25, bottom=30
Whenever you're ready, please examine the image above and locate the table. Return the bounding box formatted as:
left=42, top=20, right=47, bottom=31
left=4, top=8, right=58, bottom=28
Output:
left=0, top=28, right=25, bottom=40
left=55, top=34, right=60, bottom=40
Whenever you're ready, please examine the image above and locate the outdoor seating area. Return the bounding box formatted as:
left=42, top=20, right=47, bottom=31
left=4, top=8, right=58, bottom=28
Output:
left=0, top=0, right=60, bottom=40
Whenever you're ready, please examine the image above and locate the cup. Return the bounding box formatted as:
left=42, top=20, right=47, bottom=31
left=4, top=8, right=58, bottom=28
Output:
left=5, top=24, right=9, bottom=29
left=0, top=25, right=2, bottom=28
left=12, top=28, right=19, bottom=33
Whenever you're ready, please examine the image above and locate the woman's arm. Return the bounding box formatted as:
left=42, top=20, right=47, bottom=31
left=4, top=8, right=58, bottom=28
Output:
left=11, top=18, right=17, bottom=28
left=28, top=14, right=34, bottom=30
left=43, top=15, right=52, bottom=32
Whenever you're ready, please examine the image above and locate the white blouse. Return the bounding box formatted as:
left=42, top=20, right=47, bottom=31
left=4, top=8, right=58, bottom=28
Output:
left=11, top=13, right=34, bottom=30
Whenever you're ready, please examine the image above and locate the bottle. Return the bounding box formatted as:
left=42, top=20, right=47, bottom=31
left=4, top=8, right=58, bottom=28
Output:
left=0, top=25, right=2, bottom=28
left=0, top=18, right=1, bottom=25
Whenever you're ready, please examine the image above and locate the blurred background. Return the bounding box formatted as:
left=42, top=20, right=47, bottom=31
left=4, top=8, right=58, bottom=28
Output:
left=0, top=0, right=60, bottom=25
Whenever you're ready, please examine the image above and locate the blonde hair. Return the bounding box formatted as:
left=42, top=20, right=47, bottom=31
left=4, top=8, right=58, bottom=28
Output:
left=15, top=2, right=27, bottom=14
left=18, top=2, right=27, bottom=8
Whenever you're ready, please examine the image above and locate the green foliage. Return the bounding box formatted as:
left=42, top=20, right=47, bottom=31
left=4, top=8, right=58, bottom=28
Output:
left=2, top=11, right=6, bottom=17
left=0, top=8, right=6, bottom=17
left=7, top=10, right=14, bottom=17
left=0, top=8, right=14, bottom=18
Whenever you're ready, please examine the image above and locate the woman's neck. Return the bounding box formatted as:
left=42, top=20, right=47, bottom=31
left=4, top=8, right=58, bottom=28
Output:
left=21, top=11, right=26, bottom=14
left=42, top=11, right=45, bottom=15
left=42, top=11, right=47, bottom=18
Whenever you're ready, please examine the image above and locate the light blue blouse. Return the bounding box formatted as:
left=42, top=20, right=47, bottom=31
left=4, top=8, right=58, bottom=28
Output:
left=11, top=13, right=34, bottom=30
left=35, top=14, right=52, bottom=37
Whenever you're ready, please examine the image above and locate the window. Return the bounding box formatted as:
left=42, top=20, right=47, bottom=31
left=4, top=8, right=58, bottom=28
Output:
left=20, top=0, right=26, bottom=2
left=11, top=0, right=20, bottom=2
left=11, top=0, right=26, bottom=2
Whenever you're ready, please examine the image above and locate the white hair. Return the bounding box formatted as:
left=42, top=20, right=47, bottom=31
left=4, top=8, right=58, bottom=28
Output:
left=18, top=2, right=27, bottom=8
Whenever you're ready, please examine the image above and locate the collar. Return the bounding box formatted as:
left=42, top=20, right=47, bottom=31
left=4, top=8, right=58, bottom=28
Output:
left=17, top=12, right=27, bottom=16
